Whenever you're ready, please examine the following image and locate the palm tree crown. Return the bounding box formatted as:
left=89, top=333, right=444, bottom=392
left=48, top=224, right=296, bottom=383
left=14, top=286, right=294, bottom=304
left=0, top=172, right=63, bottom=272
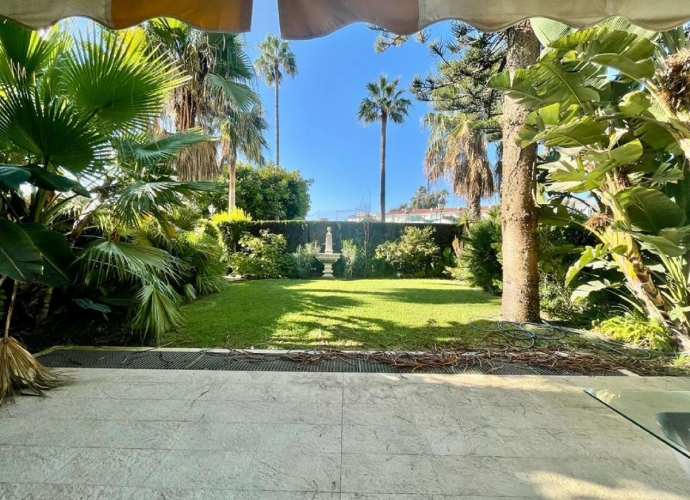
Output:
left=255, top=34, right=297, bottom=166
left=358, top=75, right=411, bottom=125
left=358, top=75, right=411, bottom=222
left=423, top=112, right=494, bottom=220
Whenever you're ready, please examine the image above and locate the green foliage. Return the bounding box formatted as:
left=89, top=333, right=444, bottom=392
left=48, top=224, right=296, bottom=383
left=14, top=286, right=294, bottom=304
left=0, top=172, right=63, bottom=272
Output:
left=375, top=226, right=440, bottom=277
left=212, top=208, right=252, bottom=224
left=286, top=241, right=321, bottom=279
left=198, top=163, right=312, bottom=220
left=492, top=24, right=690, bottom=339
left=458, top=217, right=503, bottom=294
left=393, top=186, right=449, bottom=211
left=228, top=230, right=287, bottom=279
left=339, top=239, right=362, bottom=279
left=595, top=313, right=674, bottom=351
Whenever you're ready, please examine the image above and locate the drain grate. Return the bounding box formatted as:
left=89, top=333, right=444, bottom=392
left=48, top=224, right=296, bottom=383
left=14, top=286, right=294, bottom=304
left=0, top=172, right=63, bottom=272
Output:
left=36, top=349, right=625, bottom=376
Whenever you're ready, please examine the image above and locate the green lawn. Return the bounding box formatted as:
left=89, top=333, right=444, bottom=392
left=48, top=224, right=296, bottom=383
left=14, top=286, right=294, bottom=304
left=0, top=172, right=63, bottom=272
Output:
left=166, top=279, right=503, bottom=349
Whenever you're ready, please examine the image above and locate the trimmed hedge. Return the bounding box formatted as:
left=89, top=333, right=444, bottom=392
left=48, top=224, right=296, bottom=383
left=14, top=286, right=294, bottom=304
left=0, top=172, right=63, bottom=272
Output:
left=217, top=220, right=462, bottom=254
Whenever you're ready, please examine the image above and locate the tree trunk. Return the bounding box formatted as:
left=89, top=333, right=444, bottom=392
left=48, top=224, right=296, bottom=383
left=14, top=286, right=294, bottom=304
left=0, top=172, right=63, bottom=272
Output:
left=380, top=113, right=387, bottom=222
left=228, top=152, right=237, bottom=212
left=468, top=190, right=481, bottom=221
left=500, top=21, right=541, bottom=322
left=275, top=64, right=280, bottom=166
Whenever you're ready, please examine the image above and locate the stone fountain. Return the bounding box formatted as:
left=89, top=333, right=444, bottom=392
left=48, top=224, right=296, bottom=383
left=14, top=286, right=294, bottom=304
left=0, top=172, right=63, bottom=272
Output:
left=316, top=227, right=341, bottom=278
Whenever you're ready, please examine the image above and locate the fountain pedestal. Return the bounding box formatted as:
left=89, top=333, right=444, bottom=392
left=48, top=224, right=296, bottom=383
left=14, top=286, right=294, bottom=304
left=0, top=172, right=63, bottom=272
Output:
left=315, top=227, right=341, bottom=279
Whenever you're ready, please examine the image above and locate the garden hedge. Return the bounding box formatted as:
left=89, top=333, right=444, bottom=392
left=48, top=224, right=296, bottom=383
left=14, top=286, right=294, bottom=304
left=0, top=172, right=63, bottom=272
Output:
left=217, top=220, right=462, bottom=254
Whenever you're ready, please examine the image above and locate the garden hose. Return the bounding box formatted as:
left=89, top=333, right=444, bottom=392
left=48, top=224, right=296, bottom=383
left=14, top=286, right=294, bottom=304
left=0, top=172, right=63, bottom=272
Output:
left=466, top=316, right=657, bottom=360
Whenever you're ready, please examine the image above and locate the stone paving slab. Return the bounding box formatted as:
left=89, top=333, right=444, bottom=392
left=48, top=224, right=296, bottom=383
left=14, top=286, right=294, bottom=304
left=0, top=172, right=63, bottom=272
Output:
left=0, top=370, right=689, bottom=499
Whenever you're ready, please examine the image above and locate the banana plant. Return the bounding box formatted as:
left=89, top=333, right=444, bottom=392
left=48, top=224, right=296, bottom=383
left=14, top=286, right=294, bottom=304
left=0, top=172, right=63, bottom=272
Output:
left=491, top=26, right=690, bottom=344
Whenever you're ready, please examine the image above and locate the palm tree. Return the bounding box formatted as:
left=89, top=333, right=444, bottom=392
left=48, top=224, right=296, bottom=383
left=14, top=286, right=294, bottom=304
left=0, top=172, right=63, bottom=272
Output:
left=0, top=22, right=192, bottom=402
left=254, top=34, right=297, bottom=166
left=145, top=19, right=260, bottom=181
left=423, top=112, right=494, bottom=220
left=358, top=75, right=411, bottom=222
left=220, top=104, right=268, bottom=211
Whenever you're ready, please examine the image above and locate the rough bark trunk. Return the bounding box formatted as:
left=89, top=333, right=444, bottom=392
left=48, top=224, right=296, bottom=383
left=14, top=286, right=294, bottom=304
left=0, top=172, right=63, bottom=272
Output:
left=380, top=113, right=387, bottom=222
left=275, top=64, right=280, bottom=166
left=468, top=190, right=481, bottom=221
left=228, top=153, right=237, bottom=212
left=501, top=21, right=541, bottom=322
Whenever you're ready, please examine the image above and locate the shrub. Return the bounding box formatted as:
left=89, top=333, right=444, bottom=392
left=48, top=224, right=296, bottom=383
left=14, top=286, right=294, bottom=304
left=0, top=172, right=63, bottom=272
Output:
left=286, top=241, right=321, bottom=279
left=595, top=313, right=674, bottom=351
left=375, top=226, right=441, bottom=277
left=212, top=208, right=253, bottom=224
left=340, top=239, right=362, bottom=278
left=228, top=230, right=287, bottom=279
left=458, top=217, right=503, bottom=294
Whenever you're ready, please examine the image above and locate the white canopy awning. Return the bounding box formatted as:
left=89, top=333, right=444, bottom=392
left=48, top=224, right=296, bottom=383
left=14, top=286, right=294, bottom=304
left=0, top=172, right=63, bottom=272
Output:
left=0, top=0, right=254, bottom=31
left=1, top=0, right=689, bottom=37
left=278, top=0, right=690, bottom=39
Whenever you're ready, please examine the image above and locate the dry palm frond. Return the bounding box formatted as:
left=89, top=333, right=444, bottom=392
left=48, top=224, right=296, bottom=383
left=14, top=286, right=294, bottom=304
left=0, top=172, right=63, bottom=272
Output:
left=585, top=213, right=612, bottom=233
left=660, top=49, right=690, bottom=112
left=0, top=337, right=68, bottom=405
left=175, top=140, right=219, bottom=181
left=424, top=113, right=494, bottom=217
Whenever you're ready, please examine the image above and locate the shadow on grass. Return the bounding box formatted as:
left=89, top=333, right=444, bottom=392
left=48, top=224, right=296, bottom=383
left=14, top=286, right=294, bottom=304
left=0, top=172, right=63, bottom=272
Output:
left=171, top=279, right=505, bottom=350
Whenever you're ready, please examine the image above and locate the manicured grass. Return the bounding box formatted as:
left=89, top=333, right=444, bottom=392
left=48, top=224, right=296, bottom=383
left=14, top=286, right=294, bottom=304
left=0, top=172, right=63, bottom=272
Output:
left=167, top=279, right=503, bottom=349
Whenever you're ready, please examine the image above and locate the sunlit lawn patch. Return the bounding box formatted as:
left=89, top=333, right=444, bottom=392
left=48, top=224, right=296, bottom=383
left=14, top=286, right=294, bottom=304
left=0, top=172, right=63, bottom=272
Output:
left=168, top=279, right=502, bottom=349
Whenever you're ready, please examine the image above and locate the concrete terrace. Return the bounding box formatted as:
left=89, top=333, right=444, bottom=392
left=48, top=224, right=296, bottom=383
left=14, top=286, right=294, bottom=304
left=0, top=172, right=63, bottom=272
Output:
left=0, top=369, right=689, bottom=499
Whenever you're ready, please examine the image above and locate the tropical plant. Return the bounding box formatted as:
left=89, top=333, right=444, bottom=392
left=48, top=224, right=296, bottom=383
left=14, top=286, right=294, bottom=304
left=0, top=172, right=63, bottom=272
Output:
left=492, top=23, right=690, bottom=346
left=459, top=216, right=503, bottom=294
left=375, top=226, right=440, bottom=277
left=358, top=75, right=412, bottom=221
left=423, top=112, right=495, bottom=219
left=145, top=19, right=260, bottom=181
left=255, top=34, right=298, bottom=166
left=0, top=21, right=197, bottom=401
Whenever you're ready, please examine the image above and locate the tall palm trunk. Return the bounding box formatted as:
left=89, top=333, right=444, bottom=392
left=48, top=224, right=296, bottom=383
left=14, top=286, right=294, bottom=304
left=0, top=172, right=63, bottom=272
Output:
left=275, top=63, right=280, bottom=166
left=228, top=151, right=237, bottom=212
left=468, top=190, right=481, bottom=221
left=501, top=21, right=541, bottom=322
left=380, top=112, right=387, bottom=222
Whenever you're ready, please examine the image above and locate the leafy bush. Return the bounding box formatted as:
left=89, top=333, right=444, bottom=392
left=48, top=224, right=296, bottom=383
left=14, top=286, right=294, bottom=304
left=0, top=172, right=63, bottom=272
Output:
left=458, top=217, right=503, bottom=294
left=286, top=241, right=321, bottom=279
left=595, top=313, right=674, bottom=351
left=375, top=226, right=440, bottom=277
left=212, top=208, right=253, bottom=224
left=340, top=239, right=362, bottom=279
left=228, top=230, right=286, bottom=279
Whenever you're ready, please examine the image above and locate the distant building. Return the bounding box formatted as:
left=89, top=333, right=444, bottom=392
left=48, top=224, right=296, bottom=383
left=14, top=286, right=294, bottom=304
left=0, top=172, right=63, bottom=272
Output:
left=346, top=206, right=495, bottom=224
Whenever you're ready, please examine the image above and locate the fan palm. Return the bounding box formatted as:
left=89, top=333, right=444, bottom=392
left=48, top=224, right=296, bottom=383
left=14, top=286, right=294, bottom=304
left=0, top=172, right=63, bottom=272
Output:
left=0, top=21, right=188, bottom=403
left=254, top=34, right=298, bottom=166
left=145, top=19, right=260, bottom=180
left=423, top=112, right=495, bottom=220
left=358, top=75, right=411, bottom=222
left=220, top=105, right=268, bottom=211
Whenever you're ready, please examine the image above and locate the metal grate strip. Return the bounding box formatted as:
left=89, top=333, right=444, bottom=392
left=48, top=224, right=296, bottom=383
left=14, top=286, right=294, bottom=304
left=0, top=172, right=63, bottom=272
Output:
left=36, top=349, right=625, bottom=376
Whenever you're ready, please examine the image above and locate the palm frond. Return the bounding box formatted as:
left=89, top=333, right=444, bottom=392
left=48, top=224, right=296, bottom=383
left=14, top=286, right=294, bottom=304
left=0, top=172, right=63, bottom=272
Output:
left=79, top=239, right=181, bottom=286
left=60, top=30, right=187, bottom=132
left=114, top=129, right=213, bottom=172
left=132, top=279, right=184, bottom=345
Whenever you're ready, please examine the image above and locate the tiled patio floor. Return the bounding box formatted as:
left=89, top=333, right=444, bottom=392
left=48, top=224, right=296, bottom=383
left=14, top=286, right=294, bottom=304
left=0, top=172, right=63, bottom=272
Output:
left=0, top=369, right=689, bottom=499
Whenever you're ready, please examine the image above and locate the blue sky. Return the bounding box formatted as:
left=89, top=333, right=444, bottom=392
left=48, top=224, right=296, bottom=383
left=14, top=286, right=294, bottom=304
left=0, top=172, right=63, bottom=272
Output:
left=243, top=3, right=486, bottom=219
